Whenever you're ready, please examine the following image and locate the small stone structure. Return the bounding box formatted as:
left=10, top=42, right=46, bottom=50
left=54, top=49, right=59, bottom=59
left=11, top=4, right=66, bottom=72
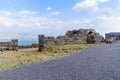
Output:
left=0, top=39, right=18, bottom=51
left=38, top=35, right=45, bottom=51
left=38, top=29, right=103, bottom=51
left=105, top=32, right=120, bottom=40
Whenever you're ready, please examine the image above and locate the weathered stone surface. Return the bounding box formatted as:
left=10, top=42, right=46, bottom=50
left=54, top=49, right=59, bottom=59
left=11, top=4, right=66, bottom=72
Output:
left=0, top=39, right=18, bottom=51
left=38, top=29, right=103, bottom=51
left=38, top=35, right=45, bottom=52
left=65, top=29, right=98, bottom=44
left=11, top=39, right=18, bottom=51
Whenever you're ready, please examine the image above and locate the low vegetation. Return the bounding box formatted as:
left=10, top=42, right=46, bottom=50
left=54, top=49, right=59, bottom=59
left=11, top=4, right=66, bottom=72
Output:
left=0, top=44, right=100, bottom=71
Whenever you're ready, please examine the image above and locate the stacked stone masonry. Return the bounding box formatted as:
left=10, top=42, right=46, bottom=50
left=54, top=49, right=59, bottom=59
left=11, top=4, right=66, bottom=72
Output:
left=38, top=29, right=104, bottom=49
left=0, top=39, right=18, bottom=51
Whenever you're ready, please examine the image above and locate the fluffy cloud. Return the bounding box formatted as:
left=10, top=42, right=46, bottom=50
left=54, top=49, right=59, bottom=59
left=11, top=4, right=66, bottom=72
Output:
left=17, top=10, right=37, bottom=17
left=100, top=7, right=113, bottom=16
left=54, top=15, right=120, bottom=36
left=0, top=34, right=22, bottom=40
left=0, top=10, right=63, bottom=39
left=50, top=11, right=60, bottom=15
left=72, top=0, right=117, bottom=35
left=88, top=15, right=120, bottom=35
left=73, top=0, right=99, bottom=14
left=0, top=10, right=92, bottom=39
left=47, top=11, right=61, bottom=17
left=0, top=16, right=16, bottom=27
left=73, top=0, right=110, bottom=14
left=47, top=7, right=52, bottom=10
left=0, top=10, right=12, bottom=16
left=0, top=7, right=120, bottom=40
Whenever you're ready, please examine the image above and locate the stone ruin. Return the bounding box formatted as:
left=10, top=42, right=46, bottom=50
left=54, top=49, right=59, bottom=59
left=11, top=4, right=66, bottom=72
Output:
left=38, top=29, right=104, bottom=51
left=38, top=35, right=45, bottom=52
left=0, top=39, right=18, bottom=52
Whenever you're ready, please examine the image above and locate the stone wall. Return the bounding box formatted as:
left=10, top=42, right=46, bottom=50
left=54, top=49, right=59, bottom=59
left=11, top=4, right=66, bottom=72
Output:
left=0, top=39, right=18, bottom=51
left=38, top=29, right=103, bottom=51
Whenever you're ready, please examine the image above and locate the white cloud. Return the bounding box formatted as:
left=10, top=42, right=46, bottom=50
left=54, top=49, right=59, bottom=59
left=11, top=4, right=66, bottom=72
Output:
left=89, top=15, right=120, bottom=35
left=0, top=10, right=63, bottom=38
left=100, top=7, right=113, bottom=16
left=18, top=10, right=37, bottom=15
left=0, top=16, right=15, bottom=26
left=50, top=11, right=60, bottom=15
left=97, top=0, right=109, bottom=2
left=47, top=7, right=52, bottom=10
left=0, top=34, right=22, bottom=40
left=73, top=0, right=110, bottom=15
left=47, top=11, right=61, bottom=17
left=73, top=0, right=99, bottom=14
left=0, top=10, right=12, bottom=16
left=0, top=7, right=120, bottom=40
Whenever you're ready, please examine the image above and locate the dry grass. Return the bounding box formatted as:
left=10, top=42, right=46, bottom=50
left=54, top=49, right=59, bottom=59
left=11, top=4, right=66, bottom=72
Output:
left=0, top=44, right=100, bottom=71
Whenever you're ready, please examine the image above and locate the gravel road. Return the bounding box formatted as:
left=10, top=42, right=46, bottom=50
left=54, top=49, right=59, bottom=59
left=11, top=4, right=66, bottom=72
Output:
left=1, top=43, right=120, bottom=80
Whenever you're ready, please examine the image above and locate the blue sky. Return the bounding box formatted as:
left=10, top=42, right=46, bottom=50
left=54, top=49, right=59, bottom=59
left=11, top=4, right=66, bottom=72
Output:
left=0, top=0, right=120, bottom=40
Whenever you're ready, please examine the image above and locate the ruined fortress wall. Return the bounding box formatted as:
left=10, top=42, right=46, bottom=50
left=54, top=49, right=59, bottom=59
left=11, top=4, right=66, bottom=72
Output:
left=0, top=39, right=18, bottom=51
left=0, top=42, right=11, bottom=47
left=38, top=29, right=103, bottom=50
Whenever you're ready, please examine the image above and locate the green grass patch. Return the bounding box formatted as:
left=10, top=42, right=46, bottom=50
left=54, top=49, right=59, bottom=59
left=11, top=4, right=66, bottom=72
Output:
left=11, top=62, right=25, bottom=69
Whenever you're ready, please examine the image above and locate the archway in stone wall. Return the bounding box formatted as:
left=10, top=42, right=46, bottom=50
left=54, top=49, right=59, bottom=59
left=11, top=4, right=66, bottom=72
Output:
left=87, top=31, right=95, bottom=44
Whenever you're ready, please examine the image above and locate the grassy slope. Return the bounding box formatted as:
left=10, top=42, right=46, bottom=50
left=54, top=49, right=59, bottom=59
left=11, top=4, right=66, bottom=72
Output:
left=0, top=44, right=99, bottom=71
